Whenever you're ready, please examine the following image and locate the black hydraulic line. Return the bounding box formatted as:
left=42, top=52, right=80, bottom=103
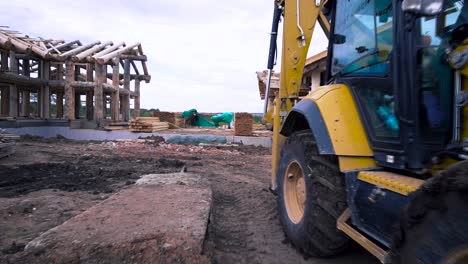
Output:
left=267, top=2, right=282, bottom=70
left=264, top=2, right=283, bottom=115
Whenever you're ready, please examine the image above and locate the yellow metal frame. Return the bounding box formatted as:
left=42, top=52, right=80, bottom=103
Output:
left=271, top=0, right=326, bottom=189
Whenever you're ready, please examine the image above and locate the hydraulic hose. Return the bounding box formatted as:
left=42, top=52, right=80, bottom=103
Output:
left=264, top=2, right=283, bottom=115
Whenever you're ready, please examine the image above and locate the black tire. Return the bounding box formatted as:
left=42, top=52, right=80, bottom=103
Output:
left=390, top=160, right=468, bottom=264
left=277, top=129, right=350, bottom=257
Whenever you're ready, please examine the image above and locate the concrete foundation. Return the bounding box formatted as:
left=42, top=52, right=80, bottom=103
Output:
left=3, top=126, right=272, bottom=147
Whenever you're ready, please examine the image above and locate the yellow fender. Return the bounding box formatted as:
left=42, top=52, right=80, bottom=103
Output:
left=278, top=84, right=377, bottom=177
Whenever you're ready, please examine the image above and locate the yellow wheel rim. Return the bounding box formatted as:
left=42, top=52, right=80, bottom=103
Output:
left=444, top=246, right=468, bottom=264
left=283, top=161, right=306, bottom=224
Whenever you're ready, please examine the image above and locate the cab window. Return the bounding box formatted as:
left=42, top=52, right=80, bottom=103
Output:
left=331, top=0, right=393, bottom=76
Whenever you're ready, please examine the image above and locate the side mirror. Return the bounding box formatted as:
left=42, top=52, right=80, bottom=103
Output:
left=402, top=0, right=444, bottom=16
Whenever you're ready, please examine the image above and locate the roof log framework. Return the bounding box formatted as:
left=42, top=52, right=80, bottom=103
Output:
left=0, top=26, right=152, bottom=126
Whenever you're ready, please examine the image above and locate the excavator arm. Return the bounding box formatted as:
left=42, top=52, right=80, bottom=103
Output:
left=267, top=0, right=330, bottom=189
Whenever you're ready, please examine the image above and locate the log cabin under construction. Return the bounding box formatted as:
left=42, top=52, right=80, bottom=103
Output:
left=0, top=26, right=151, bottom=127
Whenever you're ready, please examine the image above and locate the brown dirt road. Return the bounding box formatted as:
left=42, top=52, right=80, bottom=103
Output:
left=0, top=137, right=378, bottom=264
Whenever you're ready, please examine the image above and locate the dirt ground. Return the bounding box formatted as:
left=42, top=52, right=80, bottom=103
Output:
left=0, top=136, right=378, bottom=264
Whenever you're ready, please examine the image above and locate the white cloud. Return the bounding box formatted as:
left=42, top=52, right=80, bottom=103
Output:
left=0, top=0, right=328, bottom=113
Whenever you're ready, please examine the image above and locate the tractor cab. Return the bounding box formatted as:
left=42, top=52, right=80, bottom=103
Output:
left=327, top=0, right=467, bottom=171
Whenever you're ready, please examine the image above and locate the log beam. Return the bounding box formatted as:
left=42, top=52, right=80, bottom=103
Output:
left=131, top=61, right=140, bottom=75
left=96, top=43, right=140, bottom=65
left=138, top=45, right=149, bottom=77
left=86, top=64, right=93, bottom=120
left=91, top=42, right=125, bottom=61
left=122, top=59, right=131, bottom=121
left=8, top=51, right=18, bottom=117
left=111, top=59, right=120, bottom=121
left=0, top=33, right=49, bottom=58
left=56, top=63, right=64, bottom=80
left=119, top=54, right=147, bottom=61
left=22, top=59, right=30, bottom=117
left=65, top=61, right=75, bottom=120
left=1, top=51, right=9, bottom=70
left=134, top=78, right=140, bottom=118
left=1, top=87, right=8, bottom=116
left=74, top=93, right=81, bottom=119
left=48, top=40, right=80, bottom=53
left=73, top=84, right=130, bottom=95
left=56, top=91, right=63, bottom=118
left=0, top=51, right=8, bottom=115
left=59, top=41, right=100, bottom=60
left=72, top=41, right=112, bottom=62
left=94, top=63, right=105, bottom=124
left=41, top=61, right=50, bottom=118
left=105, top=73, right=151, bottom=82
left=0, top=72, right=47, bottom=87
left=103, top=94, right=107, bottom=119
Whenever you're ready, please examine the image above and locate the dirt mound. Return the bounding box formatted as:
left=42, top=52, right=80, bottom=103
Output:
left=19, top=174, right=212, bottom=264
left=138, top=135, right=166, bottom=146
left=0, top=139, right=377, bottom=264
left=0, top=157, right=184, bottom=198
left=0, top=190, right=105, bottom=260
left=234, top=145, right=270, bottom=155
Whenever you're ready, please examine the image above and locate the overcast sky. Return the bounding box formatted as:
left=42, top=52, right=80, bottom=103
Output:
left=0, top=0, right=327, bottom=113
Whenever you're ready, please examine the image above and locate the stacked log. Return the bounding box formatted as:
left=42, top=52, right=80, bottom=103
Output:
left=130, top=117, right=169, bottom=133
left=152, top=111, right=184, bottom=128
left=103, top=122, right=129, bottom=131
left=0, top=134, right=20, bottom=142
left=175, top=112, right=186, bottom=128
left=234, top=113, right=253, bottom=136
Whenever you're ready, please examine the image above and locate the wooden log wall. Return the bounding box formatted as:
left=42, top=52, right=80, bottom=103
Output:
left=0, top=37, right=150, bottom=126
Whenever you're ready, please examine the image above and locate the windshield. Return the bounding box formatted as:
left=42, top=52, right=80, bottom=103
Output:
left=331, top=0, right=393, bottom=76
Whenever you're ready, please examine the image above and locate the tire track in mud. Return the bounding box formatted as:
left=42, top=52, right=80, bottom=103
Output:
left=191, top=154, right=379, bottom=264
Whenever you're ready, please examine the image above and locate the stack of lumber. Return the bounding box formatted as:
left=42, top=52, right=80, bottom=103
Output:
left=152, top=111, right=184, bottom=128
left=0, top=133, right=18, bottom=158
left=175, top=112, right=186, bottom=128
left=252, top=124, right=267, bottom=131
left=234, top=113, right=253, bottom=136
left=130, top=117, right=169, bottom=133
left=104, top=122, right=129, bottom=131
left=0, top=134, right=20, bottom=142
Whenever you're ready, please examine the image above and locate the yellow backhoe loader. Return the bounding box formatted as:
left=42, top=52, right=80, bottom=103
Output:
left=263, top=0, right=468, bottom=263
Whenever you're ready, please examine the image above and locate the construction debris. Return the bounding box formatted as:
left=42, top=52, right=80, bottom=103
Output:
left=234, top=112, right=253, bottom=136
left=130, top=117, right=169, bottom=132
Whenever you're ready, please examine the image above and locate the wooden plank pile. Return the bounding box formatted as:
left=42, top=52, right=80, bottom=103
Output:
left=130, top=117, right=169, bottom=133
left=0, top=134, right=20, bottom=142
left=175, top=112, right=186, bottom=128
left=104, top=122, right=130, bottom=131
left=252, top=124, right=267, bottom=131
left=152, top=111, right=185, bottom=128
left=234, top=113, right=253, bottom=136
